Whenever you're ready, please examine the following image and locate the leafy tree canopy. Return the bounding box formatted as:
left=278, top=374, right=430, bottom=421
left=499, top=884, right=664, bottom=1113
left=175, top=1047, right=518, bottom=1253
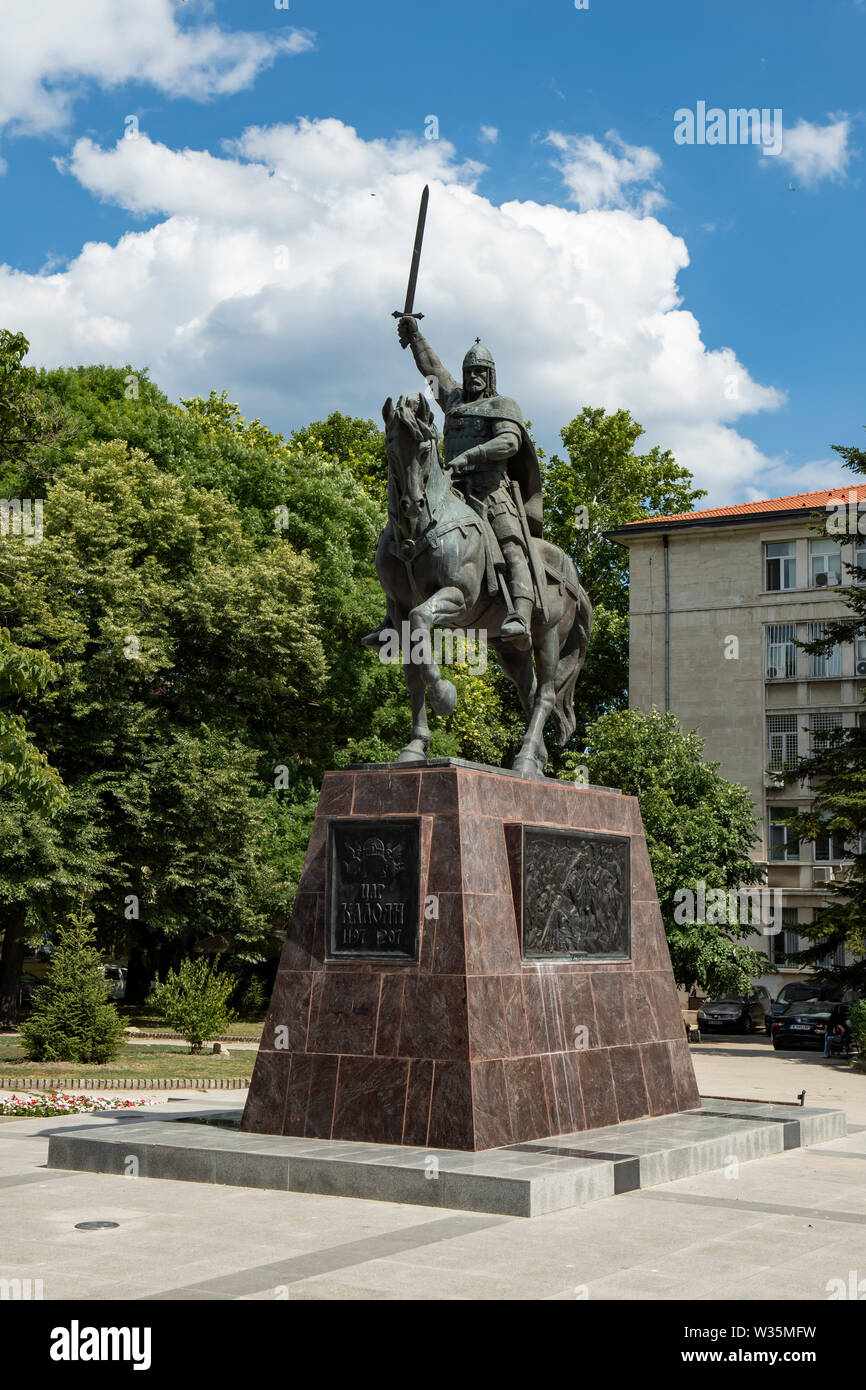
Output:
left=581, top=706, right=767, bottom=995
left=543, top=407, right=705, bottom=745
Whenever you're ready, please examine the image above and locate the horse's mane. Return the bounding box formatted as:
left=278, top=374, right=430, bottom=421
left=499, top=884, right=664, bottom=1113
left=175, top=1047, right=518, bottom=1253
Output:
left=392, top=394, right=440, bottom=447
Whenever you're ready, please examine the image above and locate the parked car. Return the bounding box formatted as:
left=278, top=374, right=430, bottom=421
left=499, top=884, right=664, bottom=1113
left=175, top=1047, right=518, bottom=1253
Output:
left=697, top=987, right=772, bottom=1034
left=767, top=982, right=847, bottom=1024
left=771, top=999, right=851, bottom=1051
left=101, top=965, right=127, bottom=1001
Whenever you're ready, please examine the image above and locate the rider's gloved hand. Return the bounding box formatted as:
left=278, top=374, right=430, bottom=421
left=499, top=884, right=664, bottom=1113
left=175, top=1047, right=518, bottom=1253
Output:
left=397, top=316, right=419, bottom=349
left=449, top=450, right=476, bottom=476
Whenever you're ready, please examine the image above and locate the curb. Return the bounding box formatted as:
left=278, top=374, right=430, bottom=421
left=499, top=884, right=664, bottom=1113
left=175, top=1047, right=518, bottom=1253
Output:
left=4, top=1032, right=262, bottom=1044
left=123, top=1033, right=261, bottom=1043
left=0, top=1077, right=252, bottom=1091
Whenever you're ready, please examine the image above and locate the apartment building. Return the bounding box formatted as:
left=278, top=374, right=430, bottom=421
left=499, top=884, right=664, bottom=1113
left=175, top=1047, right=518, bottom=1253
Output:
left=608, top=485, right=863, bottom=993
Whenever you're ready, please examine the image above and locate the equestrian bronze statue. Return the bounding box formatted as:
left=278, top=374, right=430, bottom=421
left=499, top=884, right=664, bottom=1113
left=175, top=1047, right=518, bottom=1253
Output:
left=362, top=190, right=592, bottom=778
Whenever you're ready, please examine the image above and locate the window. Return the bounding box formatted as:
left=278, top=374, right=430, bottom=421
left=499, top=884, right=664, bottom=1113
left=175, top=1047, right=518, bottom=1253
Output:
left=853, top=540, right=866, bottom=585
left=769, top=806, right=799, bottom=861
left=767, top=714, right=799, bottom=771
left=807, top=622, right=842, bottom=678
left=817, top=943, right=846, bottom=970
left=815, top=816, right=846, bottom=862
left=770, top=907, right=799, bottom=963
left=810, top=712, right=843, bottom=756
left=766, top=623, right=797, bottom=679
left=810, top=538, right=842, bottom=588
left=765, top=541, right=796, bottom=591
left=856, top=636, right=866, bottom=676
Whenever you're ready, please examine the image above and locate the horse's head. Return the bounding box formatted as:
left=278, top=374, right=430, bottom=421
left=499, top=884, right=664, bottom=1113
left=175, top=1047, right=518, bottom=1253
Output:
left=382, top=393, right=442, bottom=537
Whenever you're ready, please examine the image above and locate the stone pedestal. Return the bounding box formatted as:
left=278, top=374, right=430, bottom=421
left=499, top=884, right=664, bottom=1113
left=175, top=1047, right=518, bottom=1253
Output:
left=242, top=760, right=700, bottom=1151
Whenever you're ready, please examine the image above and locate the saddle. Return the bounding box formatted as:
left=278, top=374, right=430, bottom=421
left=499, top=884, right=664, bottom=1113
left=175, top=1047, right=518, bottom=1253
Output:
left=461, top=493, right=505, bottom=596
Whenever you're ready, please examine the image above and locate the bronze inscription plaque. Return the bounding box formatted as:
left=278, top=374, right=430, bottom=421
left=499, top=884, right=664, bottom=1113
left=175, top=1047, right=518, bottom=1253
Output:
left=327, top=818, right=421, bottom=960
left=521, top=825, right=630, bottom=960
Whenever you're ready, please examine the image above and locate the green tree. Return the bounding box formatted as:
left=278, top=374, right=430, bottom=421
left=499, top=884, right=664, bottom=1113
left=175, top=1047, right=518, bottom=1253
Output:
left=289, top=411, right=388, bottom=509
left=580, top=706, right=767, bottom=994
left=19, top=904, right=125, bottom=1063
left=781, top=433, right=866, bottom=992
left=0, top=786, right=111, bottom=1028
left=0, top=437, right=328, bottom=1002
left=542, top=407, right=705, bottom=748
left=0, top=329, right=68, bottom=493
left=0, top=628, right=66, bottom=816
left=151, top=957, right=237, bottom=1053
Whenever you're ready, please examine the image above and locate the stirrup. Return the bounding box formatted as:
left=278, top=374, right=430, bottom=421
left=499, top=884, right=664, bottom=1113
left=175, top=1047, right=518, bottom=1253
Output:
left=500, top=614, right=531, bottom=650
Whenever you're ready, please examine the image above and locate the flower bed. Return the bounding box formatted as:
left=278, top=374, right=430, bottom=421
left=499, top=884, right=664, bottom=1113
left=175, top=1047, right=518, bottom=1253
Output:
left=0, top=1092, right=159, bottom=1118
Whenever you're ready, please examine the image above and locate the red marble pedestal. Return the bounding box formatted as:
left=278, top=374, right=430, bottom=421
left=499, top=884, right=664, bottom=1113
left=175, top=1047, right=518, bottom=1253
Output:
left=242, top=761, right=700, bottom=1151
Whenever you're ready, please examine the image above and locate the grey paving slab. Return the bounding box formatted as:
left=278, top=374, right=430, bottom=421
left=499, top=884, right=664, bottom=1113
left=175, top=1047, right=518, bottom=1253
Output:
left=43, top=1099, right=848, bottom=1219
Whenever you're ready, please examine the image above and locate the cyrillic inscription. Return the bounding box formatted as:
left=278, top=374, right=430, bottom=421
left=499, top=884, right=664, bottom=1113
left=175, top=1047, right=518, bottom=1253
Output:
left=327, top=819, right=420, bottom=959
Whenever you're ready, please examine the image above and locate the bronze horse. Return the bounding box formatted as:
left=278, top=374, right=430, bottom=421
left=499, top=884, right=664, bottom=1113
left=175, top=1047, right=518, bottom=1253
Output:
left=374, top=393, right=592, bottom=778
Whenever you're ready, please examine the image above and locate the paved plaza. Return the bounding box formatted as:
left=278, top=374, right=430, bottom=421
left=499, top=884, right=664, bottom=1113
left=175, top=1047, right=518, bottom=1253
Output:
left=1, top=1041, right=864, bottom=1301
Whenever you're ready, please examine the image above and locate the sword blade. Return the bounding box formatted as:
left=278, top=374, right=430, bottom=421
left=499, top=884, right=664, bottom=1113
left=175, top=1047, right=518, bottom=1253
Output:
left=402, top=185, right=429, bottom=316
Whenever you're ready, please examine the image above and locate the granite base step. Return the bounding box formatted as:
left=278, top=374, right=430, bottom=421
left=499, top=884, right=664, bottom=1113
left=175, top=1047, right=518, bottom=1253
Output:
left=45, top=1099, right=846, bottom=1218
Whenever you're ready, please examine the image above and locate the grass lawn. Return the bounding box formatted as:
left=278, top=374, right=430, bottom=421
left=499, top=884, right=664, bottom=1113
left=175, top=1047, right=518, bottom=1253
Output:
left=117, top=1007, right=264, bottom=1040
left=0, top=1040, right=255, bottom=1080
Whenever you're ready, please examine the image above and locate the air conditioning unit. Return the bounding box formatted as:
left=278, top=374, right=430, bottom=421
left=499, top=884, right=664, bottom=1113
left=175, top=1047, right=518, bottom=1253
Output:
left=767, top=666, right=780, bottom=679
left=814, top=572, right=839, bottom=587
left=857, top=661, right=866, bottom=676
left=813, top=866, right=834, bottom=885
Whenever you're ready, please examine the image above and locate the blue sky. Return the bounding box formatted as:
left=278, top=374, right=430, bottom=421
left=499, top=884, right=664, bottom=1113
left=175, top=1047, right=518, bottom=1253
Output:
left=0, top=0, right=862, bottom=503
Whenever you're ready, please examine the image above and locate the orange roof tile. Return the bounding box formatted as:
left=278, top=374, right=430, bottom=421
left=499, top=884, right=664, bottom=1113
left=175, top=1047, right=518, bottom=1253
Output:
left=624, top=484, right=866, bottom=527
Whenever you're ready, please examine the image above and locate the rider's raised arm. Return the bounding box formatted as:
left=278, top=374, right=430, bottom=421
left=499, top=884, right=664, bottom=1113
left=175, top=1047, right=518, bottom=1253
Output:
left=397, top=316, right=460, bottom=406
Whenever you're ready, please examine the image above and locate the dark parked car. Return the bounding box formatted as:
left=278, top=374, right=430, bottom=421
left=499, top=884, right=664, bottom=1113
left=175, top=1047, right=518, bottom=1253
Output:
left=771, top=1000, right=851, bottom=1051
left=767, top=982, right=846, bottom=1024
left=697, top=987, right=772, bottom=1034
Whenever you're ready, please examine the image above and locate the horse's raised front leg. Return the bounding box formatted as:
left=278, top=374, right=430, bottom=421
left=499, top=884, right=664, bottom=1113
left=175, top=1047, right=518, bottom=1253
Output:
left=408, top=586, right=470, bottom=717
left=513, top=625, right=558, bottom=778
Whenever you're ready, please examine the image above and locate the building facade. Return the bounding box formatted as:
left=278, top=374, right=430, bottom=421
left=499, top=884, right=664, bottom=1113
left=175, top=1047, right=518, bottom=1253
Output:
left=609, top=486, right=862, bottom=995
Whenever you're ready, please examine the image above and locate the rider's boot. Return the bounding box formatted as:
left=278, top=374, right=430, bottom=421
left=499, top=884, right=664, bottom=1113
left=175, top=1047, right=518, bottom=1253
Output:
left=360, top=616, right=395, bottom=650
left=500, top=594, right=533, bottom=652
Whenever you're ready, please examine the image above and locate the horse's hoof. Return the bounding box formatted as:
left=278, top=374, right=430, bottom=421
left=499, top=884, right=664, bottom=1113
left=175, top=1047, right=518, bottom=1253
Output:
left=397, top=747, right=428, bottom=764
left=512, top=755, right=544, bottom=780
left=429, top=678, right=457, bottom=716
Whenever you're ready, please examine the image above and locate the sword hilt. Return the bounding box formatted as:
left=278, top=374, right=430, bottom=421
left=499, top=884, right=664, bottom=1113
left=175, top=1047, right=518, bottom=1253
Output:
left=392, top=309, right=424, bottom=347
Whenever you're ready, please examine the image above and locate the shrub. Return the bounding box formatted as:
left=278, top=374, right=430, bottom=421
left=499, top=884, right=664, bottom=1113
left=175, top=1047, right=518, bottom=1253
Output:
left=150, top=958, right=237, bottom=1053
left=849, top=999, right=866, bottom=1057
left=235, top=975, right=268, bottom=1020
left=19, top=908, right=125, bottom=1064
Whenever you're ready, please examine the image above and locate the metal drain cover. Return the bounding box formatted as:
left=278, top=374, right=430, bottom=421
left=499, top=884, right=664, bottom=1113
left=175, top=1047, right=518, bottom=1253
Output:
left=75, top=1221, right=119, bottom=1230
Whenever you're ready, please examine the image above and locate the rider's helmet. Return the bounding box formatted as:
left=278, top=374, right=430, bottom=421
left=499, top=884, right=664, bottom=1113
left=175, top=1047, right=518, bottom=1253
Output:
left=462, top=339, right=496, bottom=396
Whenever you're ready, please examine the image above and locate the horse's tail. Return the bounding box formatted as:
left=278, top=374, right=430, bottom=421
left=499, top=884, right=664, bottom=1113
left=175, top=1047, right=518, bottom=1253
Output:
left=552, top=559, right=593, bottom=747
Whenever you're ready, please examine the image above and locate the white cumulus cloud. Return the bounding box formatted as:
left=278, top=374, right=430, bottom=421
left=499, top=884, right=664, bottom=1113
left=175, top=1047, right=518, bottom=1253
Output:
left=772, top=116, right=855, bottom=187
left=546, top=130, right=665, bottom=215
left=0, top=119, right=786, bottom=502
left=480, top=126, right=499, bottom=144
left=0, top=0, right=313, bottom=137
